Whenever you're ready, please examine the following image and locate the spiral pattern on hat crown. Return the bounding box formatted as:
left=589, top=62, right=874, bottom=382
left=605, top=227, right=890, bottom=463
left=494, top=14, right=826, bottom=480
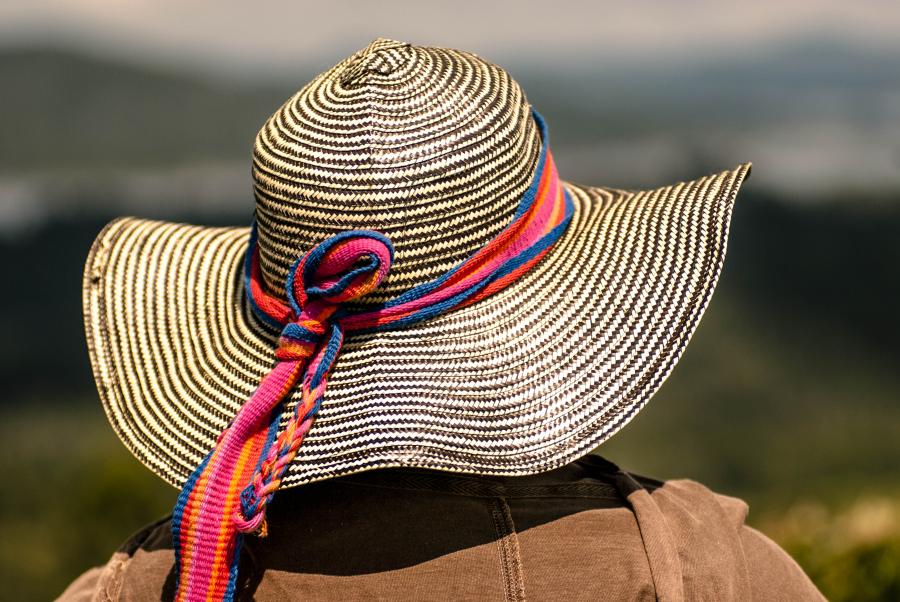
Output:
left=251, top=38, right=541, bottom=301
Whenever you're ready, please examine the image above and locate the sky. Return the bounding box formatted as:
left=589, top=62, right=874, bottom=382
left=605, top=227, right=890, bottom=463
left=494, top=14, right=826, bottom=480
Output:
left=1, top=0, right=899, bottom=233
left=2, top=0, right=900, bottom=77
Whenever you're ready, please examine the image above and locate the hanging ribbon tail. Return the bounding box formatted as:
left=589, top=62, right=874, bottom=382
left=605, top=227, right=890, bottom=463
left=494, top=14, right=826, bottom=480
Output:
left=172, top=360, right=304, bottom=602
left=172, top=229, right=394, bottom=602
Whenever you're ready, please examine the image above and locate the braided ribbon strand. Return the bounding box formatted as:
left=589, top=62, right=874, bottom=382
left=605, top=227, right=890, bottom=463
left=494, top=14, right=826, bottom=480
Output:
left=172, top=111, right=573, bottom=601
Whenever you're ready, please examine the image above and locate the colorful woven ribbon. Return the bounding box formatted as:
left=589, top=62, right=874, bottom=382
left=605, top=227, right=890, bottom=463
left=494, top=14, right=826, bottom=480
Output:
left=172, top=111, right=573, bottom=601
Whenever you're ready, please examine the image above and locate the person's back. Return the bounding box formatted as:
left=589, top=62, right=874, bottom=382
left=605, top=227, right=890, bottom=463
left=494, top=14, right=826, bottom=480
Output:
left=60, top=456, right=823, bottom=601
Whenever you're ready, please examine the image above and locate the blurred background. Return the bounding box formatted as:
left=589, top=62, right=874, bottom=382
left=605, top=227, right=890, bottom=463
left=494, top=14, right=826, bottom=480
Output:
left=1, top=1, right=899, bottom=599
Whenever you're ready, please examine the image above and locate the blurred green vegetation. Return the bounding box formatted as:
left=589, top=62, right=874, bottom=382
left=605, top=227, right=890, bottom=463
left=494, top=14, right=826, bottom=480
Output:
left=0, top=403, right=173, bottom=601
left=762, top=498, right=900, bottom=602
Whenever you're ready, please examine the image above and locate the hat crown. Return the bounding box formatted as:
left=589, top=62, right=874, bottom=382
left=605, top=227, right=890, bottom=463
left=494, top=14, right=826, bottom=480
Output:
left=251, top=38, right=541, bottom=300
left=339, top=38, right=412, bottom=85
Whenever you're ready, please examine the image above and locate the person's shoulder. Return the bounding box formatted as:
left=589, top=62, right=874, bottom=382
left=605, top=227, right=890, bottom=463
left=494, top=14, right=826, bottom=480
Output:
left=56, top=515, right=174, bottom=601
left=638, top=476, right=825, bottom=601
left=649, top=477, right=750, bottom=529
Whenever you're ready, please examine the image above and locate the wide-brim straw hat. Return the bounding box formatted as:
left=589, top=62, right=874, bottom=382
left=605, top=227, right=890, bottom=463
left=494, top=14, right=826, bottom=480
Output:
left=83, top=38, right=750, bottom=490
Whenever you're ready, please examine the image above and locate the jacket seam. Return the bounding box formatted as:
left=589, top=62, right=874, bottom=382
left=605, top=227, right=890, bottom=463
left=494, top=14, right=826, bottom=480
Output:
left=488, top=496, right=526, bottom=602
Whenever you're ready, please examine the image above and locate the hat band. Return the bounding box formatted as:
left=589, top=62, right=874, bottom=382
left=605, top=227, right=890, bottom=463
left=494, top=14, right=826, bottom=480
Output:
left=171, top=110, right=573, bottom=602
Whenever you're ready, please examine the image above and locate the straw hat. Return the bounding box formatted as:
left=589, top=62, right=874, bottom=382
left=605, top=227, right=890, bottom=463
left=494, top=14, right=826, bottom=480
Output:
left=83, top=38, right=750, bottom=490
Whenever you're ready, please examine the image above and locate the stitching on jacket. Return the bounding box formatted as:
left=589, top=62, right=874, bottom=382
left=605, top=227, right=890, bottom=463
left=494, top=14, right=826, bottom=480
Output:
left=341, top=471, right=621, bottom=500
left=488, top=497, right=526, bottom=602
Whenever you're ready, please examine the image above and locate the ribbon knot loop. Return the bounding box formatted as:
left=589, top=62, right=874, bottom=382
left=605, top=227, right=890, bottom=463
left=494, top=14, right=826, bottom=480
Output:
left=287, top=229, right=395, bottom=313
left=274, top=230, right=394, bottom=362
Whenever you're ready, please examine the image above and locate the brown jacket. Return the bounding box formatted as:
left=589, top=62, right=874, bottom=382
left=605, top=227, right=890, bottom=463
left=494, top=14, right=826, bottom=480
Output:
left=58, top=456, right=823, bottom=601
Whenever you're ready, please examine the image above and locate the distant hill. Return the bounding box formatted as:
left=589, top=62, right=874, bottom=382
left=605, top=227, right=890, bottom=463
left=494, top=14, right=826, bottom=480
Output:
left=2, top=42, right=899, bottom=193
left=517, top=37, right=900, bottom=138
left=0, top=48, right=300, bottom=170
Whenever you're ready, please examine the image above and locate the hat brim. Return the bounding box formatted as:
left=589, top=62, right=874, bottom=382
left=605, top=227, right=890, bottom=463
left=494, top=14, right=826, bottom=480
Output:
left=83, top=164, right=750, bottom=489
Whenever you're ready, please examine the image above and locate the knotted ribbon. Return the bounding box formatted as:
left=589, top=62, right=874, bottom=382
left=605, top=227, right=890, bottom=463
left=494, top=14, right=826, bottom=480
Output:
left=172, top=110, right=573, bottom=601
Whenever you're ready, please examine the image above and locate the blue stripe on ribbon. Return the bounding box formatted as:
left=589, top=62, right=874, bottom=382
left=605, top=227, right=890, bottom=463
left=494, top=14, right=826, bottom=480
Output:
left=370, top=188, right=574, bottom=331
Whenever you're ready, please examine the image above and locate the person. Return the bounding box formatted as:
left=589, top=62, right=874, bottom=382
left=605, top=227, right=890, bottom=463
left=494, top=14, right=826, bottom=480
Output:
left=60, top=39, right=824, bottom=601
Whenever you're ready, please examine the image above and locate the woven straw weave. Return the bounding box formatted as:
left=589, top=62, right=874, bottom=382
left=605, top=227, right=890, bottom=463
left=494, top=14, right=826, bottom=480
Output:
left=83, top=38, right=750, bottom=489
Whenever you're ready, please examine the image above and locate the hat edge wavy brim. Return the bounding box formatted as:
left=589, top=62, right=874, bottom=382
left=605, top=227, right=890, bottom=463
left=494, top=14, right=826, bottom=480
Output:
left=84, top=163, right=751, bottom=490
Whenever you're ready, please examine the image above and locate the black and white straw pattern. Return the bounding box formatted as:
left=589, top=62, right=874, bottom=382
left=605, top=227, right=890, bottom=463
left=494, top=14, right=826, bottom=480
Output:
left=82, top=38, right=750, bottom=489
left=252, top=38, right=539, bottom=300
